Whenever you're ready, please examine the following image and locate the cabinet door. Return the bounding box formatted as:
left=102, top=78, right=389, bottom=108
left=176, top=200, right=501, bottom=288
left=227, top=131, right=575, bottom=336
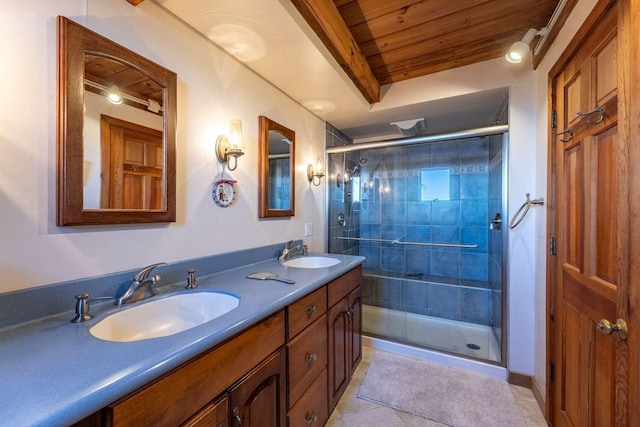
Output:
left=181, top=394, right=229, bottom=427
left=348, top=286, right=362, bottom=377
left=229, top=349, right=286, bottom=427
left=327, top=297, right=349, bottom=411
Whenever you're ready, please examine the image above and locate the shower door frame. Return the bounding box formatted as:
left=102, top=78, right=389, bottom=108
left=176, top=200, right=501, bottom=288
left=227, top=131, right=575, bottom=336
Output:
left=325, top=126, right=510, bottom=367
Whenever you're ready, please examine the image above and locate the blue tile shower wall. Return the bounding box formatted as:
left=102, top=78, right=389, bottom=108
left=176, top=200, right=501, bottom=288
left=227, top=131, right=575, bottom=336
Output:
left=327, top=129, right=495, bottom=326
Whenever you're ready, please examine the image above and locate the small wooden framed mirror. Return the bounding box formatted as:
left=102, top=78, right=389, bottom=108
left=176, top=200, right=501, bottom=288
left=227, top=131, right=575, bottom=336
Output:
left=258, top=116, right=295, bottom=218
left=57, top=16, right=177, bottom=225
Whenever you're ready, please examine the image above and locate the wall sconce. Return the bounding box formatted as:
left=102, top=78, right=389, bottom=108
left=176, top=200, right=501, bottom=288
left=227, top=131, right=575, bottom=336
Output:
left=307, top=156, right=325, bottom=186
left=216, top=119, right=245, bottom=171
left=336, top=171, right=350, bottom=188
left=362, top=180, right=374, bottom=195
left=505, top=28, right=546, bottom=64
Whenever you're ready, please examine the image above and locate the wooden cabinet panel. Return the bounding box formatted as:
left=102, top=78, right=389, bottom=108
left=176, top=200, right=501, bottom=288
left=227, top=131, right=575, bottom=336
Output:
left=328, top=266, right=362, bottom=307
left=105, top=311, right=284, bottom=427
left=327, top=273, right=363, bottom=413
left=287, top=285, right=327, bottom=338
left=229, top=349, right=286, bottom=427
left=328, top=297, right=349, bottom=411
left=181, top=394, right=228, bottom=427
left=348, top=286, right=363, bottom=374
left=287, top=368, right=328, bottom=427
left=287, top=314, right=327, bottom=405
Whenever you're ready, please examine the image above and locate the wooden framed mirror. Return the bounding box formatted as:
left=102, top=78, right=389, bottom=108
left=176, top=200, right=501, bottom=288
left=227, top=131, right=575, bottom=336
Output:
left=258, top=116, right=295, bottom=218
left=56, top=16, right=177, bottom=225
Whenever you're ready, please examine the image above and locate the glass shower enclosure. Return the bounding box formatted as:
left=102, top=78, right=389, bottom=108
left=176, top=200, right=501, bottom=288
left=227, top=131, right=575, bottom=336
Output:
left=327, top=129, right=508, bottom=365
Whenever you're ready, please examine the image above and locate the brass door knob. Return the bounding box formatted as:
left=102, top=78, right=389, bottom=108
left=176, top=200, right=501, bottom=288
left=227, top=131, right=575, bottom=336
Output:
left=596, top=318, right=628, bottom=340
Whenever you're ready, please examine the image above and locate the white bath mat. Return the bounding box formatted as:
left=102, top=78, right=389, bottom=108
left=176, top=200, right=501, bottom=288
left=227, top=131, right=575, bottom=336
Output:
left=357, top=351, right=526, bottom=427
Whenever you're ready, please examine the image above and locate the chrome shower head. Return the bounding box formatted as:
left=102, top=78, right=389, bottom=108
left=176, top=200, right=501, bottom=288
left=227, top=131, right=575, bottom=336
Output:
left=351, top=158, right=368, bottom=175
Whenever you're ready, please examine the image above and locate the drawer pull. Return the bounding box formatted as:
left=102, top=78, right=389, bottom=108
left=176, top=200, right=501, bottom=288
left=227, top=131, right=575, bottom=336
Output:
left=306, top=352, right=318, bottom=362
left=306, top=304, right=317, bottom=315
left=305, top=412, right=318, bottom=424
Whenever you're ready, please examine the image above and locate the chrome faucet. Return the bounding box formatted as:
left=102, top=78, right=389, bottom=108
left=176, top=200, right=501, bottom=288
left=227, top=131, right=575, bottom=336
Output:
left=279, top=241, right=303, bottom=261
left=115, top=262, right=166, bottom=306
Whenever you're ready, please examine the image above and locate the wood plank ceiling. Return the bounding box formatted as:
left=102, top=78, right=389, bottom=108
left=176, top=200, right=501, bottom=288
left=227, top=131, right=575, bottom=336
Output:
left=129, top=0, right=574, bottom=105
left=290, top=0, right=574, bottom=103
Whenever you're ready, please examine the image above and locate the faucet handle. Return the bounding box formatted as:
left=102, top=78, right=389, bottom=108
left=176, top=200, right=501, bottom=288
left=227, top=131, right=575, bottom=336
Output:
left=133, top=262, right=167, bottom=282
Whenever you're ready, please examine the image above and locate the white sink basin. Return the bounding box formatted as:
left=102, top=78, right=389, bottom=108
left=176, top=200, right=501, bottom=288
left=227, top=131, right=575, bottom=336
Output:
left=90, top=292, right=240, bottom=342
left=282, top=256, right=341, bottom=268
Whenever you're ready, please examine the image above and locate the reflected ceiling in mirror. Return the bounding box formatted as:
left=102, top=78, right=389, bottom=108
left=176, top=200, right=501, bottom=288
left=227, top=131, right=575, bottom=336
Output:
left=57, top=16, right=177, bottom=225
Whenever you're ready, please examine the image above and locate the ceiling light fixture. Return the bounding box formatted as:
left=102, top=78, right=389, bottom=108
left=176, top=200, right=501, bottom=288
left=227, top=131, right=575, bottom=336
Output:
left=390, top=118, right=426, bottom=136
left=84, top=79, right=163, bottom=112
left=505, top=28, right=547, bottom=64
left=107, top=86, right=123, bottom=105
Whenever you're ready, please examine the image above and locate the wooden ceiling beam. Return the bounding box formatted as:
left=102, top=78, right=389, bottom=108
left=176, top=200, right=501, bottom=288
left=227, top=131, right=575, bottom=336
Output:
left=289, top=0, right=380, bottom=103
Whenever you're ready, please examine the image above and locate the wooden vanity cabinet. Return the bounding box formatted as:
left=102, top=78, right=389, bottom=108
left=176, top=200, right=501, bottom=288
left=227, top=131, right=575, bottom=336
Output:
left=327, top=266, right=362, bottom=412
left=75, top=311, right=285, bottom=427
left=73, top=265, right=363, bottom=427
left=181, top=395, right=229, bottom=427
left=229, top=349, right=287, bottom=427
left=286, top=285, right=329, bottom=426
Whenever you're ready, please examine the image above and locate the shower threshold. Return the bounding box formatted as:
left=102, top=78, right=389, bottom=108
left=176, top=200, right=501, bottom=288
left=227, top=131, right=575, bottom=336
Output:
left=363, top=305, right=501, bottom=363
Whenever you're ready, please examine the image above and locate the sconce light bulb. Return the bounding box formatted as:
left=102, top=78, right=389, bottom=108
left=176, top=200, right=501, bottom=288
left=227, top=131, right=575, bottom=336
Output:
left=216, top=119, right=245, bottom=171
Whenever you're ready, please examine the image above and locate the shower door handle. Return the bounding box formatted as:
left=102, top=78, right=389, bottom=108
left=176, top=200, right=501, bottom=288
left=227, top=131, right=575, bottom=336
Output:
left=489, top=213, right=502, bottom=230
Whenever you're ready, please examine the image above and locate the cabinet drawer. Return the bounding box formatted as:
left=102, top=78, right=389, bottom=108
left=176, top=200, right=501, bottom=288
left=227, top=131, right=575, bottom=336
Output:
left=287, top=368, right=328, bottom=427
left=328, top=266, right=362, bottom=307
left=287, top=285, right=327, bottom=338
left=287, top=314, right=327, bottom=406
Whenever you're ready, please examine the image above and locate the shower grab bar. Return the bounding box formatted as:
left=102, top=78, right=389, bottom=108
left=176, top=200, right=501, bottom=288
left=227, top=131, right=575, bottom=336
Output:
left=509, top=193, right=545, bottom=229
left=335, top=236, right=478, bottom=249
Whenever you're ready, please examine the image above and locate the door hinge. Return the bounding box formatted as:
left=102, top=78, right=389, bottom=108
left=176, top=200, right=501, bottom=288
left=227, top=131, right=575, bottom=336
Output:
left=549, top=363, right=555, bottom=382
left=551, top=109, right=557, bottom=129
left=550, top=237, right=557, bottom=256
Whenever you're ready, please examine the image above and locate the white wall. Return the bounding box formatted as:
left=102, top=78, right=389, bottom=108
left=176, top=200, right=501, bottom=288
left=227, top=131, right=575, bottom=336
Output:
left=0, top=0, right=326, bottom=293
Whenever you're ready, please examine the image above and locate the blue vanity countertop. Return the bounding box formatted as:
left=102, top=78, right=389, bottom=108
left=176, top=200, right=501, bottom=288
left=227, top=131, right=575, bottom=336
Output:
left=0, top=254, right=364, bottom=427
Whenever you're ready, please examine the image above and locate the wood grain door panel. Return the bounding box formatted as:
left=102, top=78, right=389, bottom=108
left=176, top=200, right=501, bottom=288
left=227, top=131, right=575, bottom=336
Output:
left=547, top=1, right=638, bottom=425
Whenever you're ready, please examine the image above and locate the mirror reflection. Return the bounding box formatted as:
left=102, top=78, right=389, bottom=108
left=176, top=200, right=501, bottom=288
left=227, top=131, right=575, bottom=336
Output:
left=83, top=55, right=165, bottom=210
left=267, top=130, right=291, bottom=210
left=57, top=16, right=176, bottom=225
left=258, top=116, right=295, bottom=218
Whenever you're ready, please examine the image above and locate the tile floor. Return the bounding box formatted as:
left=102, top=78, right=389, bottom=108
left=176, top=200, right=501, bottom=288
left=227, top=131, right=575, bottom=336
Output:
left=327, top=346, right=548, bottom=427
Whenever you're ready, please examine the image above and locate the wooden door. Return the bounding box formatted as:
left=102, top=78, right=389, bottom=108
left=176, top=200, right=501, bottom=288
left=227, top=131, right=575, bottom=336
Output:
left=100, top=115, right=163, bottom=210
left=229, top=350, right=286, bottom=427
left=548, top=1, right=639, bottom=425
